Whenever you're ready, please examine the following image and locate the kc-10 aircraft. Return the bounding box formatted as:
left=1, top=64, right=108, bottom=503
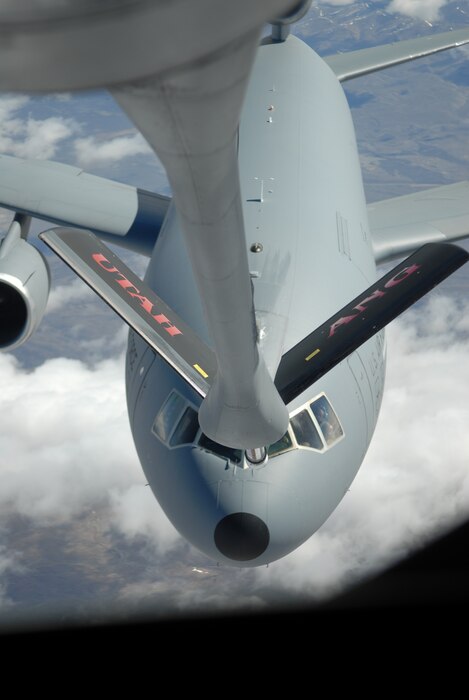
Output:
left=0, top=1, right=468, bottom=566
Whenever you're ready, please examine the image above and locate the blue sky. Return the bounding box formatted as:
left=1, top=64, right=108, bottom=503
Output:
left=0, top=1, right=468, bottom=617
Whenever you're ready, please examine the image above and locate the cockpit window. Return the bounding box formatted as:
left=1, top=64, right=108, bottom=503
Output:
left=198, top=433, right=243, bottom=464
left=290, top=410, right=323, bottom=450
left=153, top=391, right=242, bottom=463
left=310, top=395, right=343, bottom=446
left=268, top=429, right=294, bottom=457
left=153, top=390, right=343, bottom=462
left=152, top=391, right=186, bottom=443
left=170, top=406, right=199, bottom=447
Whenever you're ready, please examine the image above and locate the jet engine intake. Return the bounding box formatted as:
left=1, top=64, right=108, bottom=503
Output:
left=0, top=222, right=50, bottom=351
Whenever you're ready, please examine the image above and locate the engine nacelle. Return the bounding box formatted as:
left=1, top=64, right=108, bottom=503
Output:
left=0, top=229, right=50, bottom=351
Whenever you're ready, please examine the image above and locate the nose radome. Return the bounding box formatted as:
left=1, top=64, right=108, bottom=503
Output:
left=214, top=512, right=270, bottom=561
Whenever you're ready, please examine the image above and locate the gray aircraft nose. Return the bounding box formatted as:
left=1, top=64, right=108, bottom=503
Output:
left=214, top=512, right=270, bottom=561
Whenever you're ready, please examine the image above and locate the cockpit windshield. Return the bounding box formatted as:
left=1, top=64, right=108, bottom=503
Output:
left=152, top=391, right=186, bottom=443
left=152, top=390, right=243, bottom=463
left=310, top=394, right=343, bottom=446
left=153, top=390, right=344, bottom=463
left=169, top=406, right=199, bottom=447
left=268, top=429, right=294, bottom=457
left=290, top=410, right=323, bottom=450
left=285, top=393, right=344, bottom=453
left=198, top=433, right=243, bottom=464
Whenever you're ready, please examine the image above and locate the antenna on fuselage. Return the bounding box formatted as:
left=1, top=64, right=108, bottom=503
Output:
left=270, top=0, right=312, bottom=42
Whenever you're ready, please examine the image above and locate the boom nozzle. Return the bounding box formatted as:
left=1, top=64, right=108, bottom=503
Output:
left=271, top=0, right=312, bottom=42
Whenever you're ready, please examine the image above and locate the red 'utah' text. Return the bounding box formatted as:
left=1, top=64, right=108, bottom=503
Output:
left=92, top=253, right=182, bottom=337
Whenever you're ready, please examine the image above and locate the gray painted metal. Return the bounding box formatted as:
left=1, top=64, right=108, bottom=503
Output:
left=111, top=28, right=289, bottom=449
left=0, top=155, right=170, bottom=257
left=39, top=227, right=216, bottom=397
left=325, top=27, right=469, bottom=82
left=369, top=181, right=469, bottom=264
left=0, top=0, right=297, bottom=91
left=241, top=37, right=376, bottom=369
left=126, top=35, right=385, bottom=565
left=0, top=220, right=50, bottom=350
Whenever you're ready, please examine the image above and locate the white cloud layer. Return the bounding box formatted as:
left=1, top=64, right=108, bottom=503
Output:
left=0, top=95, right=76, bottom=160
left=46, top=277, right=96, bottom=314
left=74, top=132, right=152, bottom=167
left=0, top=345, right=179, bottom=544
left=0, top=353, right=137, bottom=522
left=110, top=484, right=180, bottom=555
left=315, top=0, right=449, bottom=21
left=386, top=0, right=449, bottom=21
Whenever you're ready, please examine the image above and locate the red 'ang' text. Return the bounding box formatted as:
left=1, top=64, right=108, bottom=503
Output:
left=328, top=263, right=421, bottom=338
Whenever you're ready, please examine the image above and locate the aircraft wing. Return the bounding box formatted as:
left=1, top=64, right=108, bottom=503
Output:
left=0, top=155, right=170, bottom=257
left=275, top=242, right=468, bottom=404
left=369, top=181, right=469, bottom=264
left=324, top=27, right=469, bottom=82
left=39, top=227, right=217, bottom=398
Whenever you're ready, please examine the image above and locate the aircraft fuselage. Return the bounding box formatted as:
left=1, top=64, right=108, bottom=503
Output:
left=126, top=36, right=386, bottom=566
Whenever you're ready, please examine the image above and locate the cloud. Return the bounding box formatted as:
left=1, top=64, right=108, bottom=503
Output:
left=0, top=325, right=179, bottom=539
left=0, top=95, right=29, bottom=126
left=74, top=132, right=152, bottom=167
left=16, top=118, right=76, bottom=160
left=46, top=277, right=96, bottom=314
left=0, top=95, right=77, bottom=160
left=109, top=484, right=180, bottom=556
left=0, top=352, right=138, bottom=522
left=314, top=0, right=449, bottom=21
left=386, top=0, right=449, bottom=21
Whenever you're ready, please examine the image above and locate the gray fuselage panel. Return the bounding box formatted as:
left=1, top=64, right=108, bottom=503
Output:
left=126, top=36, right=385, bottom=566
